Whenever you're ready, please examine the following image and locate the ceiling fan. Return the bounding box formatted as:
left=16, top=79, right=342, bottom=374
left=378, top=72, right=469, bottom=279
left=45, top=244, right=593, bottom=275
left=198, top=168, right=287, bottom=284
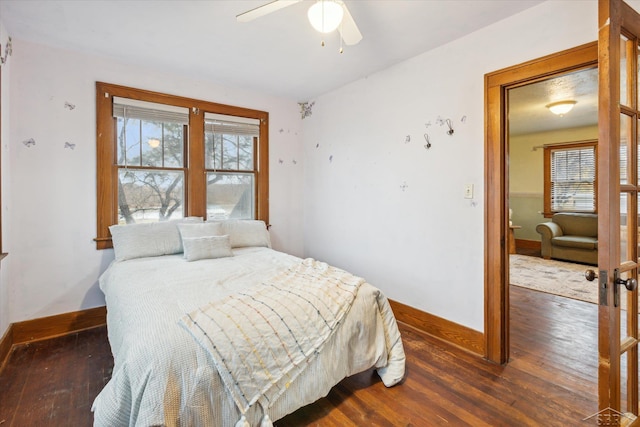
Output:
left=236, top=0, right=363, bottom=47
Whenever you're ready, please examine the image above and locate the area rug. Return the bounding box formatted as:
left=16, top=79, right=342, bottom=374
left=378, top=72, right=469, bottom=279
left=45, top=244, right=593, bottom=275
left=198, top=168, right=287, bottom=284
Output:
left=509, top=254, right=598, bottom=305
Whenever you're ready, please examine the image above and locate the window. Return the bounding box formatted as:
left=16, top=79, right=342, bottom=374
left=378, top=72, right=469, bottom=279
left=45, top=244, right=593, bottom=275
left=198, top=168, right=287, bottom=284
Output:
left=204, top=113, right=259, bottom=220
left=95, top=82, right=269, bottom=249
left=543, top=141, right=597, bottom=217
left=114, top=98, right=188, bottom=223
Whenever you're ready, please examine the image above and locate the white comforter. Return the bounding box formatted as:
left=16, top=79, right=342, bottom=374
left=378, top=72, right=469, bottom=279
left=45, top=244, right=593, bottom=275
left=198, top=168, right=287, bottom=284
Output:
left=92, top=247, right=405, bottom=426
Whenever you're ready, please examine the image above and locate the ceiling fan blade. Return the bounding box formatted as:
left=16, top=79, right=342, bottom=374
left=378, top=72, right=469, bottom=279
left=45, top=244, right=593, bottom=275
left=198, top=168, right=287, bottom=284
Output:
left=236, top=0, right=302, bottom=23
left=338, top=2, right=362, bottom=45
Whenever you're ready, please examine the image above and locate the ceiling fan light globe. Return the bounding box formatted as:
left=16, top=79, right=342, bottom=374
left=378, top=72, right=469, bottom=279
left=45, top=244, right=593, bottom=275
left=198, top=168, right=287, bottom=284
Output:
left=308, top=1, right=344, bottom=33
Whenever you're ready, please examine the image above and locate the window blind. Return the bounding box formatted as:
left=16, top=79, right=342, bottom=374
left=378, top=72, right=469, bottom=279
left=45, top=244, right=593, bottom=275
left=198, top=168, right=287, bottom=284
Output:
left=113, top=97, right=189, bottom=124
left=204, top=112, right=259, bottom=136
left=550, top=146, right=596, bottom=212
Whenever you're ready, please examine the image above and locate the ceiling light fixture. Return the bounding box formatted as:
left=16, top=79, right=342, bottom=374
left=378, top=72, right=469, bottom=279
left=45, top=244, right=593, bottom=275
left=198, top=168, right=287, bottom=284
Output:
left=546, top=100, right=577, bottom=116
left=148, top=138, right=161, bottom=148
left=307, top=1, right=344, bottom=33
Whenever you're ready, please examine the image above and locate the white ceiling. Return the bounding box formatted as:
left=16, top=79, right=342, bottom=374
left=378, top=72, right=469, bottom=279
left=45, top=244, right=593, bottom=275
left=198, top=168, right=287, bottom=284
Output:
left=509, top=67, right=599, bottom=136
left=0, top=0, right=544, bottom=101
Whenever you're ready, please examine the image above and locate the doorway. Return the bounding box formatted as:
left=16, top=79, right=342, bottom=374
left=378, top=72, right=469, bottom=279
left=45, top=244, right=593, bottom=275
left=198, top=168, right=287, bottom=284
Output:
left=484, top=42, right=598, bottom=364
left=508, top=67, right=598, bottom=295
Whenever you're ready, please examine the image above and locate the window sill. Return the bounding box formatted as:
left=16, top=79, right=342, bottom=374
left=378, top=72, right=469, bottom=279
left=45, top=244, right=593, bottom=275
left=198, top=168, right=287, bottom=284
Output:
left=94, top=237, right=113, bottom=250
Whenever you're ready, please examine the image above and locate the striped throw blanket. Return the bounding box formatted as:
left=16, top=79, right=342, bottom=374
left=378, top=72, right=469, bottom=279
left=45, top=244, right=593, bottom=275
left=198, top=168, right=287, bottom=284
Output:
left=180, top=258, right=364, bottom=418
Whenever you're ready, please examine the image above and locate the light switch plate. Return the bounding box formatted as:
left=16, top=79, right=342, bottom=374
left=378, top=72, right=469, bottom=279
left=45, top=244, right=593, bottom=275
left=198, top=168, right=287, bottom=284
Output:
left=464, top=184, right=474, bottom=199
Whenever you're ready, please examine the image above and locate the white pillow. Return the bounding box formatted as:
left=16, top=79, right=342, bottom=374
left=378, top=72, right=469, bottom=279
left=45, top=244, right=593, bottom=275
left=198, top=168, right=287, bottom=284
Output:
left=182, top=235, right=234, bottom=262
left=211, top=220, right=271, bottom=248
left=109, top=217, right=202, bottom=261
left=177, top=222, right=224, bottom=240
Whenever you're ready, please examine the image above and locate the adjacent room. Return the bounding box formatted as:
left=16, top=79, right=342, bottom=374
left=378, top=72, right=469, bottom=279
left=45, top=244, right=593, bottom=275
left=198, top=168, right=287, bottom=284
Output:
left=509, top=67, right=599, bottom=304
left=1, top=0, right=640, bottom=425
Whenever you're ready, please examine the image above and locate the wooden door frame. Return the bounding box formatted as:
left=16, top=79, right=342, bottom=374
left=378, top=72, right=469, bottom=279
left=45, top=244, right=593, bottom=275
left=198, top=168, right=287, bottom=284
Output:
left=484, top=42, right=598, bottom=364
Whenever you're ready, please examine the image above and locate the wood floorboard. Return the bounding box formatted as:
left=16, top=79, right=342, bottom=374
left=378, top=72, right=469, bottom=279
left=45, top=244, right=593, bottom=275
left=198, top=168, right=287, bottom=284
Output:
left=0, top=286, right=601, bottom=426
left=410, top=342, right=545, bottom=426
left=0, top=345, right=32, bottom=426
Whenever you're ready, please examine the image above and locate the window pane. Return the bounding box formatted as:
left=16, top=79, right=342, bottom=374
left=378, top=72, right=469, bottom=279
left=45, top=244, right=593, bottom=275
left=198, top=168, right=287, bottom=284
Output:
left=621, top=192, right=630, bottom=263
left=118, top=169, right=184, bottom=224
left=206, top=173, right=254, bottom=220
left=205, top=134, right=255, bottom=171
left=223, top=135, right=238, bottom=169
left=141, top=120, right=163, bottom=167
left=117, top=117, right=142, bottom=166
left=163, top=122, right=184, bottom=168
left=238, top=136, right=254, bottom=170
left=117, top=118, right=185, bottom=168
left=551, top=182, right=595, bottom=211
left=621, top=34, right=630, bottom=108
left=637, top=41, right=640, bottom=110
left=550, top=146, right=596, bottom=212
left=637, top=196, right=640, bottom=264
left=204, top=116, right=257, bottom=172
left=205, top=133, right=221, bottom=170
left=621, top=113, right=631, bottom=184
left=638, top=118, right=640, bottom=186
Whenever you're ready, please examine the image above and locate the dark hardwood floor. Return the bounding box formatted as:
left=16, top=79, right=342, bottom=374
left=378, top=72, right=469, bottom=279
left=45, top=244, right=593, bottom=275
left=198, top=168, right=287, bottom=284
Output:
left=0, top=326, right=112, bottom=426
left=0, top=285, right=599, bottom=426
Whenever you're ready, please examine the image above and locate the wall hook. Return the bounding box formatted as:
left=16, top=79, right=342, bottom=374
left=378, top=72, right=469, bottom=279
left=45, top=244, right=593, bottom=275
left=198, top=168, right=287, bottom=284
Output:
left=446, top=119, right=454, bottom=135
left=423, top=133, right=431, bottom=149
left=0, top=37, right=12, bottom=65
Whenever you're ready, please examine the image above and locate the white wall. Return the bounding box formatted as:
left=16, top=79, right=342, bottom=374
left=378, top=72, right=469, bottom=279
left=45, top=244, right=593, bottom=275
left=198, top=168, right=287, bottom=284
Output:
left=4, top=39, right=304, bottom=326
left=302, top=0, right=609, bottom=331
left=6, top=0, right=640, bottom=337
left=0, top=18, right=12, bottom=338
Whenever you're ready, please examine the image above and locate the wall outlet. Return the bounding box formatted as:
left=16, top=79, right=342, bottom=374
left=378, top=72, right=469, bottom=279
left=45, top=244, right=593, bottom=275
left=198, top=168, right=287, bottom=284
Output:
left=464, top=184, right=474, bottom=199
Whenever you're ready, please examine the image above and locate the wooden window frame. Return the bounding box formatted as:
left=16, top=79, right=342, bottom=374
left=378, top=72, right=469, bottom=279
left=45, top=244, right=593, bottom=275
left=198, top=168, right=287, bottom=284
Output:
left=95, top=82, right=269, bottom=249
left=543, top=140, right=598, bottom=217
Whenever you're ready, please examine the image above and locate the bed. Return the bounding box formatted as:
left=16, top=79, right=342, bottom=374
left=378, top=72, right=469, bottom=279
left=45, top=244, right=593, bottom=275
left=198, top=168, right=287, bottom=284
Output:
left=92, top=219, right=406, bottom=426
